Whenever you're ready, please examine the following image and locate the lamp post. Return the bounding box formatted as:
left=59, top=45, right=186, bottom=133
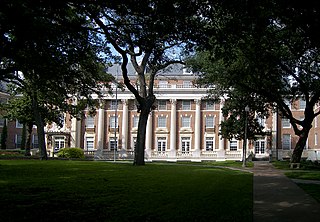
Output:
left=243, top=105, right=250, bottom=167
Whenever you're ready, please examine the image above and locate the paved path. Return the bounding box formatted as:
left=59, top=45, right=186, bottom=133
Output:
left=252, top=161, right=320, bottom=222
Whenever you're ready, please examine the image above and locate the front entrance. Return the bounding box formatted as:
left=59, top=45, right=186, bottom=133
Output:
left=255, top=140, right=266, bottom=155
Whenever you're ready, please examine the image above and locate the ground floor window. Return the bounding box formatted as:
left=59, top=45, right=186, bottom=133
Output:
left=229, top=139, right=238, bottom=151
left=109, top=137, right=118, bottom=151
left=32, top=135, right=39, bottom=148
left=54, top=136, right=65, bottom=151
left=157, top=137, right=167, bottom=151
left=15, top=134, right=22, bottom=148
left=86, top=137, right=94, bottom=151
left=282, top=134, right=291, bottom=150
left=205, top=137, right=214, bottom=151
left=181, top=137, right=190, bottom=152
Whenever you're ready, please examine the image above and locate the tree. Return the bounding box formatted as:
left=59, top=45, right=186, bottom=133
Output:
left=191, top=0, right=320, bottom=163
left=1, top=1, right=113, bottom=159
left=76, top=0, right=204, bottom=165
left=0, top=120, right=7, bottom=149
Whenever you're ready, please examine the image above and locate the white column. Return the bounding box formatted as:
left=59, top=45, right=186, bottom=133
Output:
left=194, top=99, right=201, bottom=157
left=218, top=100, right=225, bottom=159
left=219, top=101, right=225, bottom=150
left=145, top=112, right=153, bottom=158
left=121, top=99, right=128, bottom=150
left=97, top=105, right=105, bottom=150
left=70, top=117, right=82, bottom=148
left=170, top=99, right=177, bottom=157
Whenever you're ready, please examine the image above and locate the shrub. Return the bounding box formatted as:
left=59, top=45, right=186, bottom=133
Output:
left=57, top=148, right=84, bottom=159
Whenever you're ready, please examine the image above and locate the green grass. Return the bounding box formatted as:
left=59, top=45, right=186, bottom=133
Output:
left=272, top=160, right=320, bottom=203
left=296, top=184, right=320, bottom=203
left=0, top=160, right=252, bottom=222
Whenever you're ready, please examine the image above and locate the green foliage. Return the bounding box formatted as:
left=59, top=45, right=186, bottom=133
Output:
left=57, top=148, right=84, bottom=159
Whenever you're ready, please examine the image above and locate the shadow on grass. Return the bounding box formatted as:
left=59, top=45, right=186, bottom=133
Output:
left=0, top=160, right=252, bottom=222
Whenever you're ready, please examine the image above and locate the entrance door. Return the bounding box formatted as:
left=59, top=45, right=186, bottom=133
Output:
left=255, top=140, right=265, bottom=155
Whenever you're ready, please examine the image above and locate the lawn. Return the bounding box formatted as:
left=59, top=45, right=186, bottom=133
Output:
left=273, top=160, right=320, bottom=203
left=0, top=160, right=252, bottom=222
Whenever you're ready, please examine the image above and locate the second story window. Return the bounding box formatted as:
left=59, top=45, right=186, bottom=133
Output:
left=86, top=116, right=94, bottom=128
left=16, top=120, right=23, bottom=128
left=282, top=118, right=290, bottom=128
left=158, top=116, right=166, bottom=128
left=133, top=116, right=139, bottom=128
left=181, top=116, right=191, bottom=128
left=205, top=116, right=215, bottom=128
left=299, top=99, right=306, bottom=110
left=110, top=116, right=118, bottom=128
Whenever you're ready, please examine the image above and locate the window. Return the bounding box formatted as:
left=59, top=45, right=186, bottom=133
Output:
left=257, top=117, right=265, bottom=127
left=133, top=116, right=139, bottom=128
left=0, top=118, right=5, bottom=127
left=86, top=116, right=94, bottom=128
left=86, top=137, right=94, bottom=150
left=315, top=116, right=318, bottom=128
left=181, top=116, right=190, bottom=128
left=255, top=140, right=265, bottom=154
left=158, top=116, right=166, bottom=128
left=229, top=139, right=238, bottom=151
left=205, top=137, right=214, bottom=151
left=15, top=134, right=22, bottom=148
left=54, top=136, right=65, bottom=151
left=206, top=101, right=214, bottom=110
left=183, top=81, right=191, bottom=88
left=284, top=99, right=291, bottom=110
left=16, top=120, right=23, bottom=128
left=109, top=137, right=118, bottom=151
left=315, top=133, right=318, bottom=146
left=282, top=118, right=290, bottom=128
left=182, top=100, right=191, bottom=110
left=132, top=137, right=137, bottom=150
left=299, top=99, right=306, bottom=110
left=157, top=137, right=167, bottom=151
left=206, top=116, right=215, bottom=128
left=110, top=100, right=119, bottom=110
left=32, top=135, right=39, bottom=148
left=158, top=100, right=167, bottom=110
left=181, top=137, right=190, bottom=152
left=159, top=81, right=168, bottom=88
left=282, top=134, right=291, bottom=150
left=110, top=116, right=118, bottom=128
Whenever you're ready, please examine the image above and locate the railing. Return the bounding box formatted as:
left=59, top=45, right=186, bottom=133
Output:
left=225, top=151, right=242, bottom=159
left=201, top=151, right=218, bottom=158
left=151, top=151, right=168, bottom=158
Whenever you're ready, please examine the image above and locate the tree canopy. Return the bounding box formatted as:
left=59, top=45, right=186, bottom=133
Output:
left=1, top=0, right=113, bottom=159
left=190, top=0, right=320, bottom=163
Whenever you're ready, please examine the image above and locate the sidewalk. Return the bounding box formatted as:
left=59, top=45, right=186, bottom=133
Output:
left=252, top=161, right=320, bottom=222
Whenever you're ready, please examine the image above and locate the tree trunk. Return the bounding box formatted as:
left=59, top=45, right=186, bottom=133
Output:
left=291, top=128, right=310, bottom=163
left=21, top=124, right=26, bottom=150
left=25, top=122, right=33, bottom=156
left=134, top=97, right=154, bottom=166
left=32, top=94, right=47, bottom=160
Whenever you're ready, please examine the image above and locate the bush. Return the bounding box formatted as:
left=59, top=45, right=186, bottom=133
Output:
left=57, top=148, right=84, bottom=159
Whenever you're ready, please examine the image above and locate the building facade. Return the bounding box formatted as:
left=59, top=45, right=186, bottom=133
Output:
left=1, top=65, right=320, bottom=161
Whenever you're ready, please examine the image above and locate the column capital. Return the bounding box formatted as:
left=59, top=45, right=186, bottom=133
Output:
left=121, top=99, right=129, bottom=106
left=170, top=99, right=177, bottom=105
left=194, top=99, right=202, bottom=105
